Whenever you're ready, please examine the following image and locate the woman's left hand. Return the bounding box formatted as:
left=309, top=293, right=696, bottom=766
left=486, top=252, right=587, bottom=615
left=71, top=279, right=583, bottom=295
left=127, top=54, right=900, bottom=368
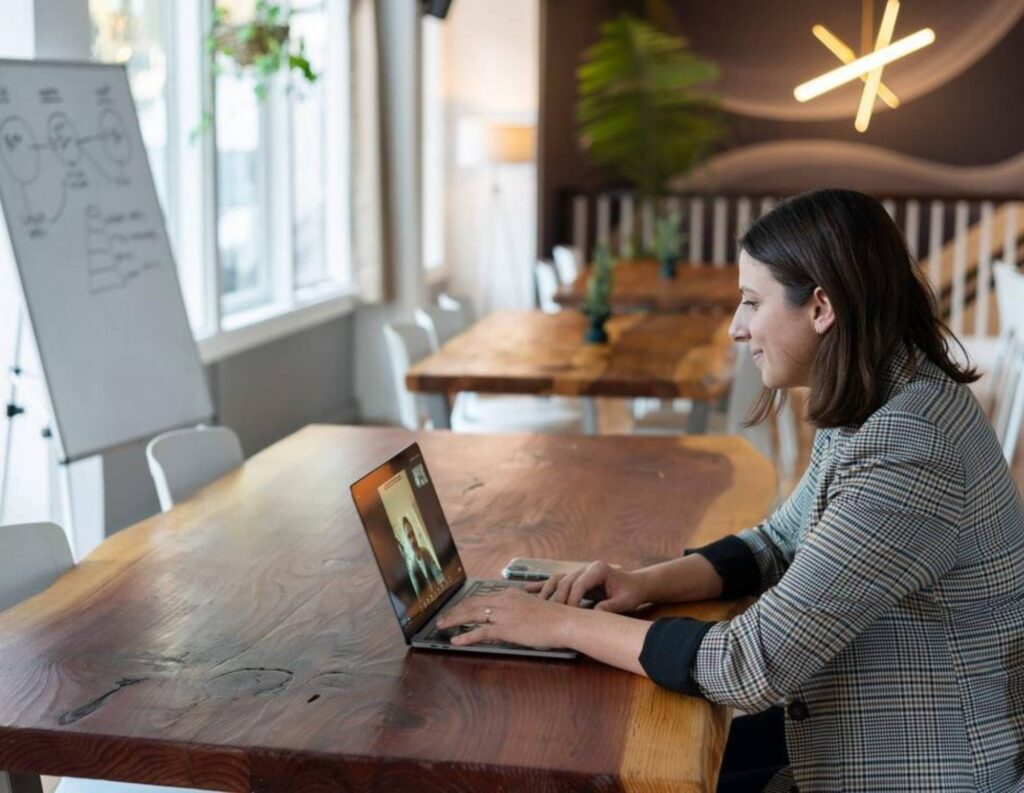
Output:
left=435, top=588, right=580, bottom=650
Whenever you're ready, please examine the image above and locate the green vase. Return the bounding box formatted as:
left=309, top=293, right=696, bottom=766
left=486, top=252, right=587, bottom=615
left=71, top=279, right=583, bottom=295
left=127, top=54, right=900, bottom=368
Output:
left=584, top=311, right=610, bottom=344
left=660, top=255, right=678, bottom=279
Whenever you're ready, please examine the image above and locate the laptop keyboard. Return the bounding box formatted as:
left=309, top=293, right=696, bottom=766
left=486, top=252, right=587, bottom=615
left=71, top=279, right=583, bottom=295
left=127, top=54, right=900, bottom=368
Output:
left=423, top=580, right=522, bottom=646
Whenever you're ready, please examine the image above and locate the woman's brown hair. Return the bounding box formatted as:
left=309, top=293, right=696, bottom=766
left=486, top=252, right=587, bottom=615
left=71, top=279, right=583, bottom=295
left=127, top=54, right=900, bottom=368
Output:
left=741, top=188, right=978, bottom=428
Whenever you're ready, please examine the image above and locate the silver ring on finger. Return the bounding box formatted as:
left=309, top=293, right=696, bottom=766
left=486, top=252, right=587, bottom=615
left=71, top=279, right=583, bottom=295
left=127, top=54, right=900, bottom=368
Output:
left=483, top=606, right=493, bottom=624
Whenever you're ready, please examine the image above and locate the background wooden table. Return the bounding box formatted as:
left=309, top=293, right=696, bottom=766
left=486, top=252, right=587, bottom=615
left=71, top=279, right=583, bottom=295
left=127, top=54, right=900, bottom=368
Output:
left=555, top=260, right=739, bottom=313
left=0, top=425, right=774, bottom=792
left=406, top=310, right=735, bottom=433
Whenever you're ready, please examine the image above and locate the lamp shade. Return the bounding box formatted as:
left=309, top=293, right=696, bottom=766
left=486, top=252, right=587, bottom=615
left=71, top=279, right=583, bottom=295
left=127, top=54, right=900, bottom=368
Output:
left=483, top=123, right=535, bottom=164
left=456, top=118, right=535, bottom=166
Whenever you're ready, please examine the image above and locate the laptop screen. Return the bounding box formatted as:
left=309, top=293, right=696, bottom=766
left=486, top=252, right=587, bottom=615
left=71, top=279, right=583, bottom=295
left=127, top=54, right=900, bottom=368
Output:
left=350, top=443, right=466, bottom=640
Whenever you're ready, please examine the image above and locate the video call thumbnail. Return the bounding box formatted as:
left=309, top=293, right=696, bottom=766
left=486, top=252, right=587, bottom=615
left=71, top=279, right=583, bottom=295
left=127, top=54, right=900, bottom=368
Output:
left=373, top=459, right=460, bottom=626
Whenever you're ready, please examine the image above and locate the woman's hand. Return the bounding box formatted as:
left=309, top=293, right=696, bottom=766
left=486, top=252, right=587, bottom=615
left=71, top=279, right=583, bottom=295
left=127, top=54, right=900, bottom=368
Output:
left=531, top=561, right=648, bottom=613
left=435, top=588, right=579, bottom=649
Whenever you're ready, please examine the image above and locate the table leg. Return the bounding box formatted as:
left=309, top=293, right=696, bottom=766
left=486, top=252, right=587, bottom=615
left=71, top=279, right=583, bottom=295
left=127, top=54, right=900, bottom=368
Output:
left=422, top=393, right=451, bottom=430
left=582, top=398, right=599, bottom=434
left=687, top=401, right=710, bottom=434
left=1, top=772, right=43, bottom=793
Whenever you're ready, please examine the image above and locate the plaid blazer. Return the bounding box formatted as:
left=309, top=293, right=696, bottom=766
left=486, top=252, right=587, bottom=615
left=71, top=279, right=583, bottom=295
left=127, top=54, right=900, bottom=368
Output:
left=641, top=346, right=1024, bottom=791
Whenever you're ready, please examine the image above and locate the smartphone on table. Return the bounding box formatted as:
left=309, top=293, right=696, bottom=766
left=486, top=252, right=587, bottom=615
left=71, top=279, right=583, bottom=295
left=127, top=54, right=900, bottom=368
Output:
left=501, top=557, right=590, bottom=582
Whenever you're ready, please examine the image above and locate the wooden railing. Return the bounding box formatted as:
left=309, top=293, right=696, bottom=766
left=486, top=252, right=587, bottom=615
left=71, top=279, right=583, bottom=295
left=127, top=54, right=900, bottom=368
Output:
left=558, top=190, right=1024, bottom=338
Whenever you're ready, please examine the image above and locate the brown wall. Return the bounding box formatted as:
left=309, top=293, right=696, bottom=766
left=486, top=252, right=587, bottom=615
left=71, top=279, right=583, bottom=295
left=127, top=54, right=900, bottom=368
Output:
left=539, top=1, right=1024, bottom=254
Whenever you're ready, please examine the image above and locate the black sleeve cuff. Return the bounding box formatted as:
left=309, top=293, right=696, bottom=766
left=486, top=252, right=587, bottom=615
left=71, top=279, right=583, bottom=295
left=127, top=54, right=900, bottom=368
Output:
left=684, top=535, right=761, bottom=599
left=639, top=617, right=715, bottom=696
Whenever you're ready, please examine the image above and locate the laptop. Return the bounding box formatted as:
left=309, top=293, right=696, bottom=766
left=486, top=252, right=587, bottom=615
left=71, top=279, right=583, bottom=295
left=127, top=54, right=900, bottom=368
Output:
left=350, top=442, right=577, bottom=659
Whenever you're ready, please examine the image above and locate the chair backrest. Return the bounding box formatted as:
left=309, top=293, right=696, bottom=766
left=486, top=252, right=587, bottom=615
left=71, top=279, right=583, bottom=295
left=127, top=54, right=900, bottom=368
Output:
left=994, top=338, right=1024, bottom=464
left=437, top=292, right=477, bottom=325
left=535, top=260, right=561, bottom=313
left=551, top=245, right=581, bottom=285
left=146, top=426, right=244, bottom=513
left=383, top=322, right=435, bottom=430
left=414, top=304, right=470, bottom=351
left=0, top=522, right=74, bottom=613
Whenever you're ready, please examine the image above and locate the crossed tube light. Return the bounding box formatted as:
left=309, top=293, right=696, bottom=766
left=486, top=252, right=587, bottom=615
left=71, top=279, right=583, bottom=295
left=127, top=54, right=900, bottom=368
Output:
left=794, top=27, right=935, bottom=103
left=811, top=25, right=900, bottom=109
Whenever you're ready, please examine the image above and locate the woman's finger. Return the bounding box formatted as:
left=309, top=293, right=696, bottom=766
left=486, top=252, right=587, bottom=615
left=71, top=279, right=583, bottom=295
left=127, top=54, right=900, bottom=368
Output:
left=551, top=569, right=582, bottom=603
left=451, top=625, right=492, bottom=646
left=538, top=574, right=564, bottom=600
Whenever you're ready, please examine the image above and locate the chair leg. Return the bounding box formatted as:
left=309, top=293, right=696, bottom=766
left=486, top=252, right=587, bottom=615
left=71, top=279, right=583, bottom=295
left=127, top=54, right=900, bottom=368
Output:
left=687, top=401, right=710, bottom=434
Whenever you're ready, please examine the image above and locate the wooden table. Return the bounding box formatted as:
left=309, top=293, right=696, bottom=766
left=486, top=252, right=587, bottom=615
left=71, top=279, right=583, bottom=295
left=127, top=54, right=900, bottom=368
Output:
left=407, top=310, right=735, bottom=434
left=555, top=260, right=740, bottom=313
left=0, top=425, right=774, bottom=792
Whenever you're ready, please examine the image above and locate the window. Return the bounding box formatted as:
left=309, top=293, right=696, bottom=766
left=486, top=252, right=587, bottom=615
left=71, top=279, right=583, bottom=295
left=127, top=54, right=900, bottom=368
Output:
left=90, top=0, right=353, bottom=358
left=90, top=1, right=170, bottom=209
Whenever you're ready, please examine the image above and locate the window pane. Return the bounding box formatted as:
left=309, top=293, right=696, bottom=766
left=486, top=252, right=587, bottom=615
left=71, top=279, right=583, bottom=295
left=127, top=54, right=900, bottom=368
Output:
left=290, top=7, right=328, bottom=290
left=215, top=72, right=270, bottom=307
left=89, top=1, right=170, bottom=224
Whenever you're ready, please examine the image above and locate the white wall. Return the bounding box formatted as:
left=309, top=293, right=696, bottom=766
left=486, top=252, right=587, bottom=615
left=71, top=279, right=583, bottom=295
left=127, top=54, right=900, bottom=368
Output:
left=442, top=0, right=539, bottom=314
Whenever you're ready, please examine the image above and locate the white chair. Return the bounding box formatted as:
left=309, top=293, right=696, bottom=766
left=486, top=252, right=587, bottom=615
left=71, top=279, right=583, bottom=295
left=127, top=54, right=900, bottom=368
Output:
left=146, top=426, right=244, bottom=513
left=414, top=304, right=467, bottom=350
left=631, top=344, right=800, bottom=475
left=961, top=261, right=1017, bottom=409
left=0, top=523, right=199, bottom=793
left=534, top=260, right=561, bottom=313
left=384, top=322, right=442, bottom=430
left=989, top=264, right=1024, bottom=463
left=383, top=322, right=584, bottom=434
left=996, top=339, right=1024, bottom=465
left=551, top=245, right=582, bottom=286
left=437, top=293, right=477, bottom=325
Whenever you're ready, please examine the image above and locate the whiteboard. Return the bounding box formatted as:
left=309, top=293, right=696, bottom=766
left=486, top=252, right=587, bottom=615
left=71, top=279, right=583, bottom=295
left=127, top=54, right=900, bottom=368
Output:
left=0, top=60, right=213, bottom=462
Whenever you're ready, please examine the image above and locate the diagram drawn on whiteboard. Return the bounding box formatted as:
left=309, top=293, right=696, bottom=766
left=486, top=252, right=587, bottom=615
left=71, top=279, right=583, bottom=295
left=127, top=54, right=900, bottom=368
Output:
left=85, top=203, right=162, bottom=295
left=0, top=107, right=134, bottom=237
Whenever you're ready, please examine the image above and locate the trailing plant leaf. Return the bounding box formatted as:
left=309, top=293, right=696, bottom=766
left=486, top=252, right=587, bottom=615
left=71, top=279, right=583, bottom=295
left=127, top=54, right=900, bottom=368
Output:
left=206, top=1, right=319, bottom=108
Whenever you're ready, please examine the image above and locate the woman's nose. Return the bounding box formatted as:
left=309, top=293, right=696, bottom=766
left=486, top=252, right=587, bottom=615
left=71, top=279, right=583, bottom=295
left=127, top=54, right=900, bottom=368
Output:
left=729, top=307, right=749, bottom=342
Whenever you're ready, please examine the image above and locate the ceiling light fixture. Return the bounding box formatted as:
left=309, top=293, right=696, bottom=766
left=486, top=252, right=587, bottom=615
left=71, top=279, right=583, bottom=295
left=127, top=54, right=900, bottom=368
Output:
left=794, top=0, right=935, bottom=132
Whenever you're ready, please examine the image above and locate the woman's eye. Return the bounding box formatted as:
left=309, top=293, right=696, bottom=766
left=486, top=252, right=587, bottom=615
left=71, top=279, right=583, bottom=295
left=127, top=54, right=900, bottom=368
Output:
left=742, top=300, right=758, bottom=309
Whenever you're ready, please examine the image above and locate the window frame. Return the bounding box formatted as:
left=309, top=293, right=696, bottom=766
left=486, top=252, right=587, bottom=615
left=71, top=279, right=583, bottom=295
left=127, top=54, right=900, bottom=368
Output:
left=90, top=0, right=357, bottom=363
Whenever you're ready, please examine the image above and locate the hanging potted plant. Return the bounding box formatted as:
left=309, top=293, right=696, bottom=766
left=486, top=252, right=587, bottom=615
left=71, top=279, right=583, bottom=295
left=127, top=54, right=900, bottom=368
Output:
left=194, top=1, right=318, bottom=137
left=583, top=245, right=617, bottom=344
left=576, top=8, right=723, bottom=261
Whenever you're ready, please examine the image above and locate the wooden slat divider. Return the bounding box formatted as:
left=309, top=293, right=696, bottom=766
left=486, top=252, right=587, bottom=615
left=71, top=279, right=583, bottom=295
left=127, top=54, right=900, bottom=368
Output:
left=689, top=197, right=705, bottom=265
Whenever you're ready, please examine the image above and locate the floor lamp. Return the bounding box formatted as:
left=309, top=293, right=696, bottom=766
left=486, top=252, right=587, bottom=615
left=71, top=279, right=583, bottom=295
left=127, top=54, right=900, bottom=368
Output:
left=457, top=119, right=536, bottom=311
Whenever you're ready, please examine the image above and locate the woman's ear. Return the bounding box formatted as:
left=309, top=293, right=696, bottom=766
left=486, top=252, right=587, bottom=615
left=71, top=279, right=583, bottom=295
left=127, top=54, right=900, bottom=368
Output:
left=810, top=286, right=836, bottom=335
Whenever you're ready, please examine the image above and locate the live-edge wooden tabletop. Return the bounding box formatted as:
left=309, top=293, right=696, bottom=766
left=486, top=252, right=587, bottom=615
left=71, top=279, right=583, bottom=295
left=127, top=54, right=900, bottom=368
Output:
left=0, top=425, right=774, bottom=792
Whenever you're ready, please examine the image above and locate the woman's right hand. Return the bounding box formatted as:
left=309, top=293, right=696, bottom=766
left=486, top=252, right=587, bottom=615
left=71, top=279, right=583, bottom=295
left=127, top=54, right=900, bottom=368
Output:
left=529, top=561, right=648, bottom=613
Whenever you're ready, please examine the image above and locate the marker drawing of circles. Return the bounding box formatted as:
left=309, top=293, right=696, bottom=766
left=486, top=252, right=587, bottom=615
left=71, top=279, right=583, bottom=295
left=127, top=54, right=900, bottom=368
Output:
left=47, top=111, right=82, bottom=167
left=0, top=115, right=41, bottom=184
left=98, top=108, right=131, bottom=166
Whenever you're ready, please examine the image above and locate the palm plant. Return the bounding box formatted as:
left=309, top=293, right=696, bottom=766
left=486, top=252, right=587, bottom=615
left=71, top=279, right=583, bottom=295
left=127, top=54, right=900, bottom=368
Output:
left=576, top=13, right=723, bottom=198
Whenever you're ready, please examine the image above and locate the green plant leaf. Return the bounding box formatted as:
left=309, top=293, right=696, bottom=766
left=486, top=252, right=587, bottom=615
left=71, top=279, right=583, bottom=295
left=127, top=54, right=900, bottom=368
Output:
left=576, top=13, right=724, bottom=196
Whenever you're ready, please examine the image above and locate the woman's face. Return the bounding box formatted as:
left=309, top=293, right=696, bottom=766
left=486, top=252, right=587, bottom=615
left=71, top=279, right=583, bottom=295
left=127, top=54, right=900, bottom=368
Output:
left=729, top=251, right=832, bottom=390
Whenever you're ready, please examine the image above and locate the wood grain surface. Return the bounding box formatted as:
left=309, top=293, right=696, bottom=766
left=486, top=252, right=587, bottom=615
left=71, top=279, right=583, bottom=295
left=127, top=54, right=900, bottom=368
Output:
left=406, top=310, right=735, bottom=401
left=555, top=260, right=740, bottom=313
left=0, top=426, right=775, bottom=792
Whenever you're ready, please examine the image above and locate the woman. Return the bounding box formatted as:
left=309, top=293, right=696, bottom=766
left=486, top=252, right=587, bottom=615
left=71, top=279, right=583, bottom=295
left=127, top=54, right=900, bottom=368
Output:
left=437, top=189, right=1024, bottom=792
